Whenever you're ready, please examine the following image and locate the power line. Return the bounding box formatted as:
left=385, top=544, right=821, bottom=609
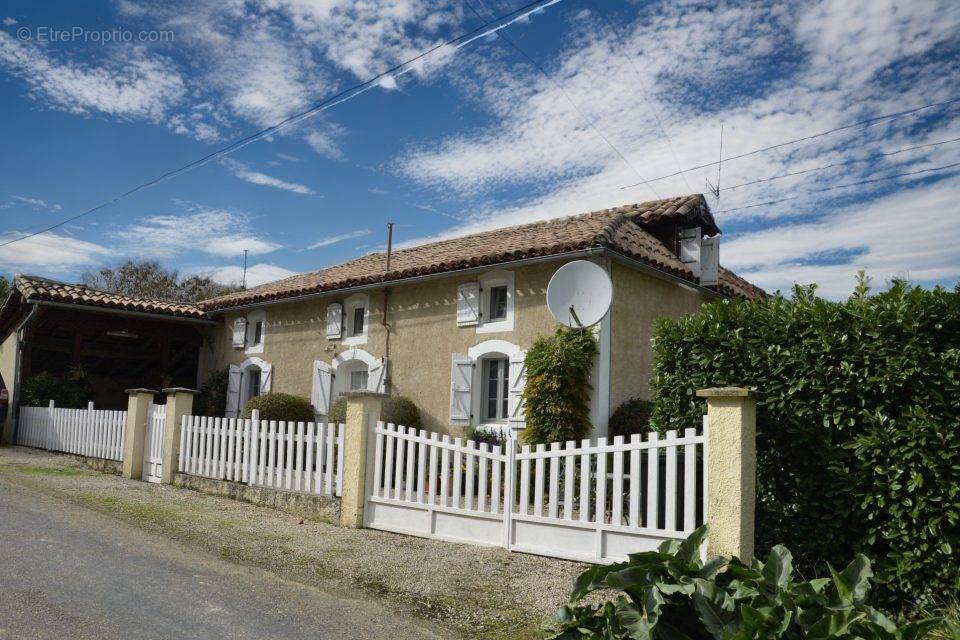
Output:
left=585, top=0, right=694, bottom=194
left=0, top=0, right=561, bottom=250
left=619, top=96, right=960, bottom=190
left=717, top=160, right=960, bottom=214
left=464, top=0, right=660, bottom=198
left=721, top=135, right=960, bottom=191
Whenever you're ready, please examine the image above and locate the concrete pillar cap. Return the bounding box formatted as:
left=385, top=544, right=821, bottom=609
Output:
left=125, top=388, right=159, bottom=395
left=696, top=386, right=762, bottom=398
left=161, top=387, right=198, bottom=394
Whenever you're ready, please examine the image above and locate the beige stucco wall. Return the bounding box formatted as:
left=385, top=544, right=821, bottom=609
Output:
left=201, top=260, right=565, bottom=433
left=0, top=330, right=18, bottom=442
left=608, top=262, right=710, bottom=412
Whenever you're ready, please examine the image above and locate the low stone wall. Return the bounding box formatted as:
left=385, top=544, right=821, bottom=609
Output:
left=75, top=455, right=123, bottom=475
left=173, top=473, right=341, bottom=524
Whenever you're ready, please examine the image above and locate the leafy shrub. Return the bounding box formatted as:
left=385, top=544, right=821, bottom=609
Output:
left=650, top=278, right=960, bottom=609
left=383, top=395, right=421, bottom=429
left=325, top=394, right=420, bottom=427
left=328, top=396, right=347, bottom=423
left=522, top=327, right=597, bottom=445
left=608, top=397, right=654, bottom=438
left=22, top=368, right=92, bottom=408
left=243, top=392, right=315, bottom=422
left=195, top=369, right=229, bottom=417
left=547, top=525, right=943, bottom=640
left=466, top=426, right=507, bottom=449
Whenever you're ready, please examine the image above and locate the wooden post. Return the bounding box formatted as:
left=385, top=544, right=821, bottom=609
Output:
left=340, top=391, right=386, bottom=528
left=160, top=387, right=196, bottom=484
left=121, top=388, right=157, bottom=480
left=697, top=387, right=759, bottom=563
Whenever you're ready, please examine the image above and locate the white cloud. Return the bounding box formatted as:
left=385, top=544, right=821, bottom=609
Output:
left=308, top=229, right=372, bottom=249
left=0, top=31, right=186, bottom=122
left=196, top=263, right=299, bottom=287
left=304, top=124, right=345, bottom=161
left=3, top=17, right=17, bottom=26
left=9, top=195, right=62, bottom=211
left=0, top=231, right=114, bottom=272
left=221, top=158, right=316, bottom=195
left=115, top=206, right=281, bottom=259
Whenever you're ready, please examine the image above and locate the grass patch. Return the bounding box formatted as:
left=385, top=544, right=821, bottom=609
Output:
left=0, top=463, right=92, bottom=477
left=77, top=492, right=189, bottom=528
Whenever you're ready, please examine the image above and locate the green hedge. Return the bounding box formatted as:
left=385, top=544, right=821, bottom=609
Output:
left=608, top=397, right=654, bottom=438
left=22, top=369, right=92, bottom=408
left=650, top=278, right=960, bottom=610
left=243, top=392, right=315, bottom=422
left=326, top=394, right=421, bottom=428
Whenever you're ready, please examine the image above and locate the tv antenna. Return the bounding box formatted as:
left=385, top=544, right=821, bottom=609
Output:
left=706, top=122, right=724, bottom=200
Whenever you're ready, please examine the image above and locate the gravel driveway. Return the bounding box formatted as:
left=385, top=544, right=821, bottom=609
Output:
left=0, top=446, right=585, bottom=639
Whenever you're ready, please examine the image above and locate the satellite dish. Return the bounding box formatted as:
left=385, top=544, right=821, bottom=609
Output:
left=547, top=260, right=612, bottom=328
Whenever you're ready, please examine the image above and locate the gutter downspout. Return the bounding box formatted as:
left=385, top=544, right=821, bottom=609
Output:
left=382, top=222, right=394, bottom=394
left=10, top=302, right=38, bottom=444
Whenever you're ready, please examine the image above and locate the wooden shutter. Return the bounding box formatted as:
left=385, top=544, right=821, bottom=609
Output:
left=232, top=318, right=247, bottom=348
left=700, top=235, right=720, bottom=286
left=449, top=354, right=474, bottom=424
left=456, top=283, right=480, bottom=326
left=226, top=365, right=242, bottom=417
left=507, top=350, right=527, bottom=429
left=259, top=362, right=273, bottom=394
left=326, top=303, right=343, bottom=339
left=679, top=226, right=701, bottom=278
left=368, top=358, right=387, bottom=394
left=311, top=361, right=334, bottom=420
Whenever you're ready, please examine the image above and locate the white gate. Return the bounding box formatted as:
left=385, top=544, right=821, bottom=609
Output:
left=364, top=420, right=707, bottom=563
left=142, top=403, right=165, bottom=483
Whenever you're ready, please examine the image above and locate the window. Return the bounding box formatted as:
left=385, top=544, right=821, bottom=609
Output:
left=244, top=310, right=266, bottom=354
left=247, top=367, right=262, bottom=401
left=488, top=285, right=508, bottom=321
left=252, top=321, right=263, bottom=346
left=351, top=306, right=365, bottom=336
left=350, top=369, right=369, bottom=391
left=482, top=357, right=510, bottom=422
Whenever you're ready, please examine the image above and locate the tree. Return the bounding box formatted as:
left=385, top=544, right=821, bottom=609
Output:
left=82, top=260, right=242, bottom=303
left=0, top=275, right=9, bottom=304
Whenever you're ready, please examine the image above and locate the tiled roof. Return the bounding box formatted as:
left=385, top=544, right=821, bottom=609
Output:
left=201, top=194, right=762, bottom=310
left=11, top=275, right=206, bottom=319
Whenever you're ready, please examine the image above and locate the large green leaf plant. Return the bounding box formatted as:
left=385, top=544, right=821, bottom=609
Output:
left=546, top=526, right=943, bottom=640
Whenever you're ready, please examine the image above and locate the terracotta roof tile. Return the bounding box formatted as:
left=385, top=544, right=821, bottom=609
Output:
left=200, top=194, right=761, bottom=310
left=13, top=275, right=206, bottom=318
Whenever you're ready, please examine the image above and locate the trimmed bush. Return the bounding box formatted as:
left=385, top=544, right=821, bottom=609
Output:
left=608, top=397, right=653, bottom=438
left=195, top=369, right=229, bottom=417
left=383, top=395, right=421, bottom=429
left=243, top=392, right=315, bottom=422
left=522, top=327, right=597, bottom=445
left=546, top=525, right=943, bottom=640
left=650, top=277, right=960, bottom=609
left=328, top=396, right=347, bottom=423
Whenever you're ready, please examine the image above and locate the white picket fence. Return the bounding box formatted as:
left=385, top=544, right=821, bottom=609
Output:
left=178, top=412, right=345, bottom=497
left=365, top=419, right=707, bottom=563
left=17, top=402, right=127, bottom=461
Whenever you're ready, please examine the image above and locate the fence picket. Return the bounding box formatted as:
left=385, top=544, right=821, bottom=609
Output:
left=665, top=430, right=677, bottom=531
left=612, top=436, right=624, bottom=525
left=646, top=431, right=659, bottom=528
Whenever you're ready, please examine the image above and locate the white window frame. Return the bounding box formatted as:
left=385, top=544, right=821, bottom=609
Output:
left=343, top=293, right=369, bottom=346
left=467, top=340, right=523, bottom=433
left=244, top=310, right=266, bottom=355
left=237, top=356, right=272, bottom=414
left=480, top=356, right=510, bottom=423
left=476, top=270, right=515, bottom=334
left=331, top=347, right=383, bottom=398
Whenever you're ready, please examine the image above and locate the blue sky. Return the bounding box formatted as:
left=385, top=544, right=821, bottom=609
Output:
left=0, top=0, right=958, bottom=299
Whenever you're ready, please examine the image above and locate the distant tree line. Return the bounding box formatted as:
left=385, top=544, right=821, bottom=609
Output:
left=82, top=260, right=242, bottom=303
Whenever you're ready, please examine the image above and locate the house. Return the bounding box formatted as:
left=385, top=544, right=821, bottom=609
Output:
left=0, top=275, right=212, bottom=440
left=196, top=194, right=761, bottom=436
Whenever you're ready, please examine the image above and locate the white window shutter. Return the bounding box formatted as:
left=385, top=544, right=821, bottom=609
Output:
left=450, top=354, right=474, bottom=424
left=456, top=283, right=480, bottom=326
left=326, top=303, right=343, bottom=339
left=508, top=350, right=527, bottom=429
left=226, top=365, right=242, bottom=417
left=259, top=362, right=273, bottom=394
left=679, top=226, right=701, bottom=278
left=311, top=361, right=333, bottom=420
left=700, top=235, right=720, bottom=286
left=368, top=358, right=387, bottom=394
left=232, top=318, right=247, bottom=348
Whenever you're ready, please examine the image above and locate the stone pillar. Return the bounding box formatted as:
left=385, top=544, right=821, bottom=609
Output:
left=340, top=391, right=386, bottom=528
left=121, top=389, right=157, bottom=480
left=696, top=386, right=759, bottom=563
left=160, top=387, right=196, bottom=484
